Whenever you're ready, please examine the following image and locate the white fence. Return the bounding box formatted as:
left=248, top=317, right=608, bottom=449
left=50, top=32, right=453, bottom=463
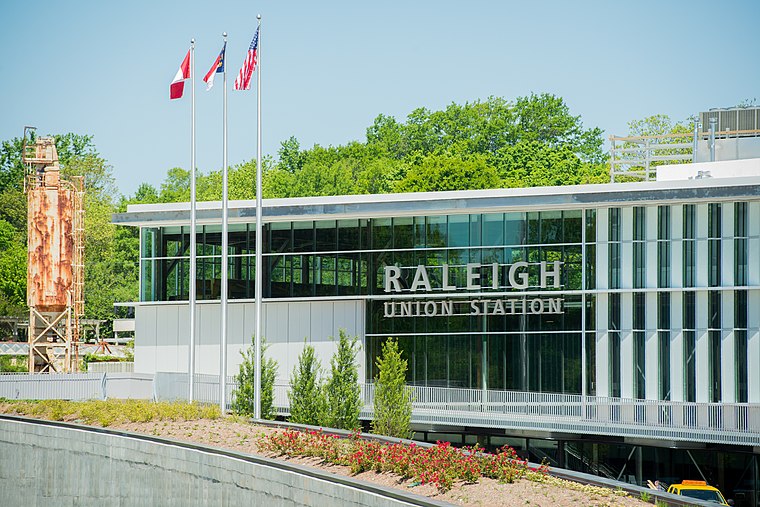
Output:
left=88, top=362, right=135, bottom=373
left=0, top=372, right=106, bottom=401
left=2, top=372, right=760, bottom=447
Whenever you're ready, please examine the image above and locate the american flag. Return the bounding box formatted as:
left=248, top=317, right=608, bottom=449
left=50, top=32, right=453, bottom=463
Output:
left=234, top=27, right=259, bottom=91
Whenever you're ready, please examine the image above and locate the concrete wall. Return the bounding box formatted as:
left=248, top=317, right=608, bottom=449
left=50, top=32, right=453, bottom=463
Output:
left=0, top=416, right=446, bottom=507
left=134, top=299, right=365, bottom=383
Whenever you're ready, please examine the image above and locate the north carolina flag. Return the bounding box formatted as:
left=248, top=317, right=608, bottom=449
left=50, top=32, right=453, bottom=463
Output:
left=170, top=50, right=191, bottom=100
left=203, top=43, right=226, bottom=91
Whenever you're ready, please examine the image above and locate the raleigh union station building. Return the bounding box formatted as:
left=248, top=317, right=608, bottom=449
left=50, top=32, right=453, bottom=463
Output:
left=114, top=109, right=760, bottom=499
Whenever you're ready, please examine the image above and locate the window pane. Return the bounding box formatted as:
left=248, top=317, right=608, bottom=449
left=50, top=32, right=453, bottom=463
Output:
left=337, top=219, right=360, bottom=251
left=585, top=209, right=596, bottom=243
left=269, top=222, right=291, bottom=253
left=482, top=213, right=504, bottom=246
left=426, top=216, right=447, bottom=247
left=448, top=214, right=470, bottom=248
left=141, top=227, right=159, bottom=258
left=393, top=217, right=414, bottom=249
left=293, top=222, right=315, bottom=253
left=315, top=220, right=337, bottom=252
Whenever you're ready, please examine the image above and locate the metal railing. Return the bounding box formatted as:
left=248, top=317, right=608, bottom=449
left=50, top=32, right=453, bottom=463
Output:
left=610, top=132, right=694, bottom=182
left=3, top=372, right=760, bottom=447
left=609, top=127, right=760, bottom=182
left=153, top=372, right=236, bottom=409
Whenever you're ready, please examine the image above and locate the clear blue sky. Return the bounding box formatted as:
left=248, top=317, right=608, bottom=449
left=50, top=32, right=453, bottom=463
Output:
left=1, top=0, right=758, bottom=196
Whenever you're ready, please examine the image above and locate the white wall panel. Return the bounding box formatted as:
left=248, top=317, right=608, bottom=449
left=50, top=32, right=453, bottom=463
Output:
left=597, top=208, right=609, bottom=243
left=646, top=207, right=658, bottom=289
left=621, top=207, right=633, bottom=290
left=135, top=300, right=365, bottom=382
left=748, top=290, right=760, bottom=403
left=722, top=205, right=735, bottom=287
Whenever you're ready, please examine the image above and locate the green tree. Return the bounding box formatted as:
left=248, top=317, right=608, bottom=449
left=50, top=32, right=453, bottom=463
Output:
left=231, top=337, right=278, bottom=420
left=394, top=152, right=500, bottom=193
left=0, top=219, right=26, bottom=316
left=159, top=167, right=191, bottom=202
left=324, top=329, right=362, bottom=430
left=278, top=136, right=306, bottom=174
left=288, top=342, right=326, bottom=425
left=497, top=142, right=608, bottom=188
left=371, top=338, right=413, bottom=439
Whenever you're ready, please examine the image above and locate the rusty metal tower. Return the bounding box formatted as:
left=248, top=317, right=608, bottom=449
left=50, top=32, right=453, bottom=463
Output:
left=23, top=128, right=85, bottom=373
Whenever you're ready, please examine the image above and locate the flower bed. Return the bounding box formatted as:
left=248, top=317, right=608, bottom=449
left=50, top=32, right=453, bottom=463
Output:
left=259, top=429, right=549, bottom=492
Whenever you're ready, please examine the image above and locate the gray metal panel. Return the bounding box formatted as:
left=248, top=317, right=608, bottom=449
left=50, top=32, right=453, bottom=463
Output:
left=136, top=305, right=157, bottom=347
left=288, top=302, right=311, bottom=343
left=228, top=303, right=247, bottom=345
left=135, top=305, right=157, bottom=374
left=197, top=304, right=221, bottom=346
left=155, top=305, right=179, bottom=346
left=310, top=302, right=337, bottom=373
left=264, top=302, right=295, bottom=382
left=176, top=305, right=189, bottom=371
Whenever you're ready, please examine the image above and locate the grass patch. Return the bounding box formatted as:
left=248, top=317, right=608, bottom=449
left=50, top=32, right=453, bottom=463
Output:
left=0, top=399, right=220, bottom=427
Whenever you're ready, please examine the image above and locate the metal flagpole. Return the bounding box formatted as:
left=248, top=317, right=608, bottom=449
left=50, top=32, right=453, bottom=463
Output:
left=253, top=14, right=263, bottom=420
left=220, top=32, right=229, bottom=412
left=189, top=39, right=197, bottom=402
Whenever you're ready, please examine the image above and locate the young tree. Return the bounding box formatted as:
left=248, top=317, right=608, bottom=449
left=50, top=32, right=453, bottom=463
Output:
left=288, top=342, right=326, bottom=425
left=371, top=338, right=413, bottom=439
left=324, top=329, right=362, bottom=430
left=231, top=337, right=278, bottom=420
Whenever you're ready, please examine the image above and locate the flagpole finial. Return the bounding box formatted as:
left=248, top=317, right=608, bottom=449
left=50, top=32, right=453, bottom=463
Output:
left=257, top=14, right=261, bottom=20
left=191, top=38, right=195, bottom=45
left=223, top=32, right=227, bottom=39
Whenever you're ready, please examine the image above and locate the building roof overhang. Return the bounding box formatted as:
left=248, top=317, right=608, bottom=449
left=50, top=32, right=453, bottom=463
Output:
left=112, top=176, right=760, bottom=227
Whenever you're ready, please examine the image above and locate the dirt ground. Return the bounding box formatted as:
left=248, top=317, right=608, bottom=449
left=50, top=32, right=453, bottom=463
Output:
left=106, top=418, right=649, bottom=507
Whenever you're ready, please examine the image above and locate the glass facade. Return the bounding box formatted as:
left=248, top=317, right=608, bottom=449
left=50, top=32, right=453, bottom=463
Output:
left=134, top=197, right=758, bottom=400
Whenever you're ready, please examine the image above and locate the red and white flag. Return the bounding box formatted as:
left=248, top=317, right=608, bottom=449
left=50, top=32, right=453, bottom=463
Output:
left=234, top=27, right=259, bottom=91
left=170, top=49, right=191, bottom=100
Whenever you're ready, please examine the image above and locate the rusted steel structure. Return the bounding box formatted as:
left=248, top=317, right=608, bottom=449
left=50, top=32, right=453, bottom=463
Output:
left=23, top=132, right=84, bottom=373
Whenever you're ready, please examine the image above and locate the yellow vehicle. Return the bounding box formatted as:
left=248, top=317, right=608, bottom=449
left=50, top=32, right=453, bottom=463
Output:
left=667, top=480, right=730, bottom=505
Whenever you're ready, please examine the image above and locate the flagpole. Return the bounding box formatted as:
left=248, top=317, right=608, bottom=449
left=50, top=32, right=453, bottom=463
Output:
left=253, top=13, right=263, bottom=420
left=220, top=32, right=229, bottom=413
left=189, top=39, right=197, bottom=402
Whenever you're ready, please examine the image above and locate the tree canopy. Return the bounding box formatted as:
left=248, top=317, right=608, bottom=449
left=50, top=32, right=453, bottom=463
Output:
left=0, top=93, right=619, bottom=328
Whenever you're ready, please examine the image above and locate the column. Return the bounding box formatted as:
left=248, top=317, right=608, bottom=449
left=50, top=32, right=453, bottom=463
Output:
left=596, top=293, right=610, bottom=397
left=645, top=291, right=659, bottom=400
left=670, top=291, right=685, bottom=401
left=721, top=291, right=735, bottom=403
left=695, top=290, right=710, bottom=403
left=620, top=292, right=634, bottom=399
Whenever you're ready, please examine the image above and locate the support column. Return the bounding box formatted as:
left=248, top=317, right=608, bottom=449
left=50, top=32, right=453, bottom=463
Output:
left=596, top=293, right=610, bottom=397
left=695, top=290, right=710, bottom=403
left=748, top=290, right=760, bottom=403
left=670, top=292, right=685, bottom=401
left=721, top=291, right=736, bottom=403
left=645, top=292, right=659, bottom=400
left=620, top=292, right=634, bottom=399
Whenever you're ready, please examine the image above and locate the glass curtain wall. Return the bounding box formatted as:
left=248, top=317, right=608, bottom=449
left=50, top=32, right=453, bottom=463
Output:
left=139, top=211, right=590, bottom=394
left=365, top=211, right=586, bottom=393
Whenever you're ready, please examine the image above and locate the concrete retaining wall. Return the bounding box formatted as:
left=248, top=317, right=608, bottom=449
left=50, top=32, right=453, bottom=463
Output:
left=0, top=416, right=449, bottom=507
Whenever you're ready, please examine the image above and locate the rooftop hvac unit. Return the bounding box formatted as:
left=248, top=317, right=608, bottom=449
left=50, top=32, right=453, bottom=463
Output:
left=700, top=107, right=760, bottom=135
